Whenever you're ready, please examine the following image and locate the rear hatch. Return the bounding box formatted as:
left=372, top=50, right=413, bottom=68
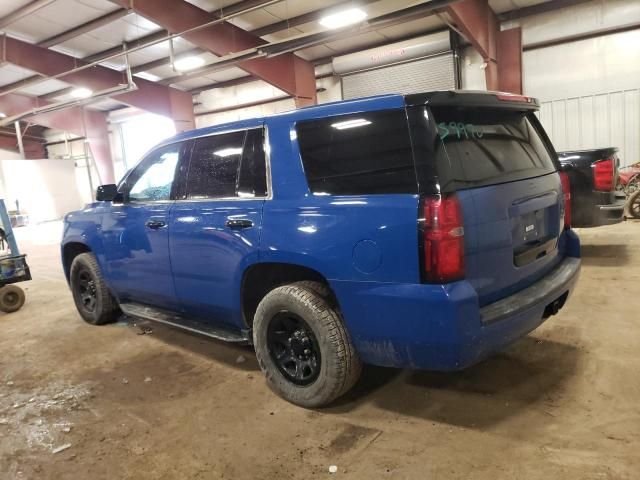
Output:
left=427, top=101, right=565, bottom=306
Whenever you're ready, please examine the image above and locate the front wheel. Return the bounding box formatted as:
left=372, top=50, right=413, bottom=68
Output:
left=70, top=253, right=119, bottom=325
left=253, top=282, right=362, bottom=408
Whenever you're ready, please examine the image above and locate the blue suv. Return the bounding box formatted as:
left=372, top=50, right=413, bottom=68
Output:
left=62, top=91, right=581, bottom=407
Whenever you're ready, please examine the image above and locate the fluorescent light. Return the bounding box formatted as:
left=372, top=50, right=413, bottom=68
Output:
left=331, top=118, right=371, bottom=130
left=70, top=87, right=93, bottom=99
left=0, top=112, right=6, bottom=118
left=319, top=8, right=367, bottom=29
left=213, top=147, right=242, bottom=157
left=173, top=56, right=205, bottom=72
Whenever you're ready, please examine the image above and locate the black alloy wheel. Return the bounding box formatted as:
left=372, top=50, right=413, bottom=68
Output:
left=77, top=269, right=98, bottom=313
left=267, top=311, right=321, bottom=386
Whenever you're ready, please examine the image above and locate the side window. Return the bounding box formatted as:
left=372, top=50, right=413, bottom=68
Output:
left=295, top=109, right=417, bottom=195
left=238, top=129, right=267, bottom=198
left=186, top=128, right=267, bottom=199
left=126, top=143, right=181, bottom=202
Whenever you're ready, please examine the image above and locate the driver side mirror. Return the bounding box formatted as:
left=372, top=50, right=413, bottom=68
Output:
left=96, top=184, right=121, bottom=202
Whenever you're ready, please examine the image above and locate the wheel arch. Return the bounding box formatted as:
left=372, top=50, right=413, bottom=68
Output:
left=240, top=262, right=338, bottom=328
left=62, top=241, right=92, bottom=283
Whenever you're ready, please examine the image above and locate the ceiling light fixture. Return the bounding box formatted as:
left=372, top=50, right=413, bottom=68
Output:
left=70, top=87, right=93, bottom=99
left=0, top=112, right=6, bottom=118
left=331, top=118, right=371, bottom=130
left=173, top=56, right=206, bottom=72
left=319, top=7, right=367, bottom=29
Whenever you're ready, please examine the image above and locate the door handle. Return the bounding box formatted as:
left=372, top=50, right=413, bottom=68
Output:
left=225, top=219, right=253, bottom=229
left=145, top=220, right=167, bottom=230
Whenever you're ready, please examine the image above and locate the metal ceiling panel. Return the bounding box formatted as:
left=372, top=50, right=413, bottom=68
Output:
left=204, top=67, right=249, bottom=82
left=229, top=9, right=280, bottom=31
left=14, top=78, right=71, bottom=97
left=489, top=0, right=552, bottom=14
left=0, top=0, right=33, bottom=18
left=263, top=0, right=344, bottom=20
left=325, top=31, right=387, bottom=52
left=185, top=0, right=243, bottom=12
left=2, top=0, right=122, bottom=44
left=376, top=15, right=445, bottom=40
left=296, top=44, right=336, bottom=61
left=0, top=64, right=38, bottom=87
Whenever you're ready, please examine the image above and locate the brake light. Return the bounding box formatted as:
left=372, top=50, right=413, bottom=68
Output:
left=592, top=157, right=615, bottom=191
left=421, top=195, right=465, bottom=283
left=559, top=172, right=571, bottom=229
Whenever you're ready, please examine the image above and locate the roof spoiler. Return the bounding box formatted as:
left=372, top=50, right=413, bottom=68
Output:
left=405, top=90, right=540, bottom=110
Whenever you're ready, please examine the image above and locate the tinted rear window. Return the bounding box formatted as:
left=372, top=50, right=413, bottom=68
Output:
left=430, top=107, right=556, bottom=190
left=295, top=109, right=417, bottom=195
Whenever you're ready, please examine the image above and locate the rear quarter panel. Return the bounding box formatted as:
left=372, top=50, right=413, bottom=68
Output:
left=260, top=113, right=421, bottom=284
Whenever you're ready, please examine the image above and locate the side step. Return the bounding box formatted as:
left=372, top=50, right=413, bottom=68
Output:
left=120, top=303, right=251, bottom=344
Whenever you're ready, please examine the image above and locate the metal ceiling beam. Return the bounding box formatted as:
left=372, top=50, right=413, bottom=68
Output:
left=0, top=0, right=57, bottom=29
left=172, top=0, right=454, bottom=90
left=107, top=0, right=318, bottom=107
left=0, top=35, right=195, bottom=131
left=38, top=8, right=130, bottom=48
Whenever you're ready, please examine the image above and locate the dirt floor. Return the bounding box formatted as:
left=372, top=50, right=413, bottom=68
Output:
left=0, top=219, right=639, bottom=479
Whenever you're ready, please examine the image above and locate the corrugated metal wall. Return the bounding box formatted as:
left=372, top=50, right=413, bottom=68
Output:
left=538, top=89, right=640, bottom=167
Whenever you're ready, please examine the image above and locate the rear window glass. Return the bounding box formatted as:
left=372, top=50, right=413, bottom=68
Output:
left=430, top=107, right=556, bottom=190
left=295, top=109, right=417, bottom=195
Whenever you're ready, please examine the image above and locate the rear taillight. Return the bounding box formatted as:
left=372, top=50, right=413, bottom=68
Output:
left=559, top=171, right=571, bottom=229
left=592, top=157, right=615, bottom=191
left=421, top=195, right=465, bottom=283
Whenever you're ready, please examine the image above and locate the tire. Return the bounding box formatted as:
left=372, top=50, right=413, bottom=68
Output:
left=70, top=253, right=119, bottom=325
left=628, top=189, right=640, bottom=219
left=253, top=283, right=362, bottom=408
left=0, top=285, right=25, bottom=313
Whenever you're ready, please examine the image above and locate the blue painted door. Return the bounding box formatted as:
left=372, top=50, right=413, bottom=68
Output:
left=101, top=141, right=187, bottom=309
left=169, top=128, right=267, bottom=328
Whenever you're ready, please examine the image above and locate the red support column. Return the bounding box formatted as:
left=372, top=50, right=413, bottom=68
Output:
left=446, top=0, right=522, bottom=93
left=497, top=27, right=523, bottom=94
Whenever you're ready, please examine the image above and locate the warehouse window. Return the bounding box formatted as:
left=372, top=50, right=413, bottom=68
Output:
left=295, top=109, right=417, bottom=195
left=186, top=129, right=267, bottom=200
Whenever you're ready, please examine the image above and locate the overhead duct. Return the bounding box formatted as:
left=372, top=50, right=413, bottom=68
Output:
left=332, top=31, right=457, bottom=99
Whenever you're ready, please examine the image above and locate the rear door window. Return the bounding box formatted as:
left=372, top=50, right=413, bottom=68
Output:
left=428, top=107, right=556, bottom=190
left=186, top=128, right=267, bottom=199
left=295, top=109, right=417, bottom=195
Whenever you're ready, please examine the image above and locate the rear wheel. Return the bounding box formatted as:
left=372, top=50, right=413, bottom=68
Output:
left=0, top=285, right=25, bottom=313
left=253, top=283, right=361, bottom=408
left=70, top=253, right=119, bottom=325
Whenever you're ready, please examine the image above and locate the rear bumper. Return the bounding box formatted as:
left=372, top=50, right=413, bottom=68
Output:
left=333, top=234, right=581, bottom=371
left=574, top=195, right=625, bottom=227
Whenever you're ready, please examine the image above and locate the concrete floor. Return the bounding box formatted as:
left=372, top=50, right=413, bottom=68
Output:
left=1, top=220, right=639, bottom=479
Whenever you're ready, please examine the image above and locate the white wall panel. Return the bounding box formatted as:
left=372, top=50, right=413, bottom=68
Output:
left=538, top=89, right=640, bottom=166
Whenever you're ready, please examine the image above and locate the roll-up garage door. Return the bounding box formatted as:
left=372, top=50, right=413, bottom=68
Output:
left=341, top=53, right=456, bottom=99
left=333, top=31, right=456, bottom=100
